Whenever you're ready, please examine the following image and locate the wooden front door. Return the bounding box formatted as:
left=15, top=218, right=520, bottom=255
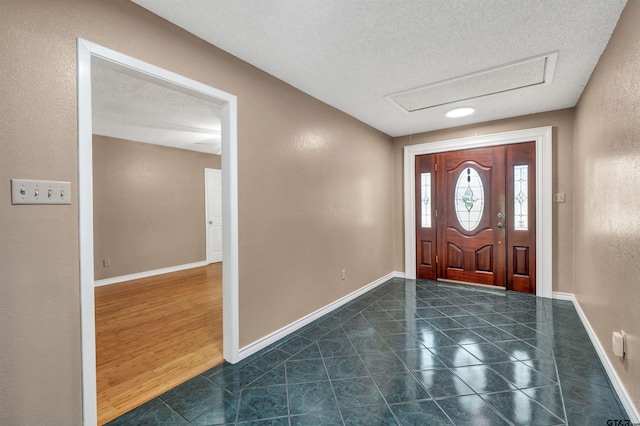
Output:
left=415, top=142, right=536, bottom=293
left=437, top=147, right=506, bottom=287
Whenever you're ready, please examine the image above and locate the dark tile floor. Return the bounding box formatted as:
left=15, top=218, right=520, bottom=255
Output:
left=107, top=278, right=630, bottom=425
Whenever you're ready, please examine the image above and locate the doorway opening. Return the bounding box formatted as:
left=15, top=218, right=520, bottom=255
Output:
left=403, top=127, right=552, bottom=298
left=78, top=39, right=239, bottom=425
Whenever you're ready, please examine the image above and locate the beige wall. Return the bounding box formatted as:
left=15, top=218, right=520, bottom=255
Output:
left=0, top=0, right=394, bottom=423
left=392, top=108, right=576, bottom=293
left=93, top=136, right=220, bottom=280
left=574, top=0, right=640, bottom=409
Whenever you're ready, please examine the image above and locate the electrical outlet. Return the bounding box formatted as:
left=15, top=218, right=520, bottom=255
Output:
left=613, top=330, right=626, bottom=357
left=11, top=179, right=71, bottom=205
left=103, top=259, right=111, bottom=267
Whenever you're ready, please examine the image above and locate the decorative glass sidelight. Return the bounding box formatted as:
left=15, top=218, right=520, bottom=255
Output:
left=514, top=165, right=528, bottom=230
left=454, top=167, right=484, bottom=231
left=421, top=172, right=432, bottom=228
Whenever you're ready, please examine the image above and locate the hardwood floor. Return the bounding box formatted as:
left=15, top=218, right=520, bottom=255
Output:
left=95, top=263, right=224, bottom=425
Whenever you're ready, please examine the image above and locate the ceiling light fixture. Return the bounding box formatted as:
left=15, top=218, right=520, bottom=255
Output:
left=446, top=107, right=475, bottom=118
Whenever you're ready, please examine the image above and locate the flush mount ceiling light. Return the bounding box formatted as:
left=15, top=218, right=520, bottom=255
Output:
left=446, top=107, right=475, bottom=118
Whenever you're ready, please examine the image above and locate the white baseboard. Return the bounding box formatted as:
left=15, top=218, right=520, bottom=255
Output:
left=553, top=292, right=639, bottom=422
left=94, top=261, right=208, bottom=287
left=551, top=291, right=574, bottom=301
left=238, top=271, right=405, bottom=360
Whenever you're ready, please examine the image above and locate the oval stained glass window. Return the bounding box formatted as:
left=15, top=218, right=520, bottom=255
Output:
left=454, top=167, right=484, bottom=231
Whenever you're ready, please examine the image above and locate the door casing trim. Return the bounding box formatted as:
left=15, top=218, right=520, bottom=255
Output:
left=78, top=38, right=240, bottom=425
left=403, top=126, right=552, bottom=298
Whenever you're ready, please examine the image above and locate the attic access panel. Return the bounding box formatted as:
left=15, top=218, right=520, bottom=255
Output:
left=387, top=53, right=557, bottom=113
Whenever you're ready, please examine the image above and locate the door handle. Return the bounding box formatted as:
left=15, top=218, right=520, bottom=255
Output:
left=497, top=222, right=504, bottom=228
left=208, top=220, right=213, bottom=224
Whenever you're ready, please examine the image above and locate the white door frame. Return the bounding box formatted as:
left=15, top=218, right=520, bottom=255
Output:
left=205, top=168, right=223, bottom=264
left=77, top=38, right=240, bottom=425
left=403, top=126, right=552, bottom=298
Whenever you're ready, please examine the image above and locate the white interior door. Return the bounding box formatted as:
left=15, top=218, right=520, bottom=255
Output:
left=206, top=168, right=223, bottom=263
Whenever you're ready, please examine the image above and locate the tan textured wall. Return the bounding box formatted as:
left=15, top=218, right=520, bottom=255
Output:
left=93, top=136, right=220, bottom=280
left=392, top=109, right=575, bottom=293
left=574, top=0, right=640, bottom=410
left=0, top=0, right=394, bottom=423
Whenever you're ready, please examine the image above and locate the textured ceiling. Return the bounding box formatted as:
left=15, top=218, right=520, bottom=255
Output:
left=107, top=0, right=626, bottom=141
left=92, top=60, right=223, bottom=154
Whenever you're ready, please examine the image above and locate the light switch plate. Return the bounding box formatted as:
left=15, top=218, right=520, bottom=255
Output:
left=11, top=179, right=71, bottom=205
left=553, top=192, right=566, bottom=203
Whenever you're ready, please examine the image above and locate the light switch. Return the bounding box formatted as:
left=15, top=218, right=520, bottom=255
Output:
left=553, top=193, right=566, bottom=203
left=11, top=179, right=71, bottom=205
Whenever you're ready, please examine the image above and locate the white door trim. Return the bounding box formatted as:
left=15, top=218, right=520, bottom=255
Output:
left=77, top=38, right=240, bottom=425
left=403, top=126, right=552, bottom=298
